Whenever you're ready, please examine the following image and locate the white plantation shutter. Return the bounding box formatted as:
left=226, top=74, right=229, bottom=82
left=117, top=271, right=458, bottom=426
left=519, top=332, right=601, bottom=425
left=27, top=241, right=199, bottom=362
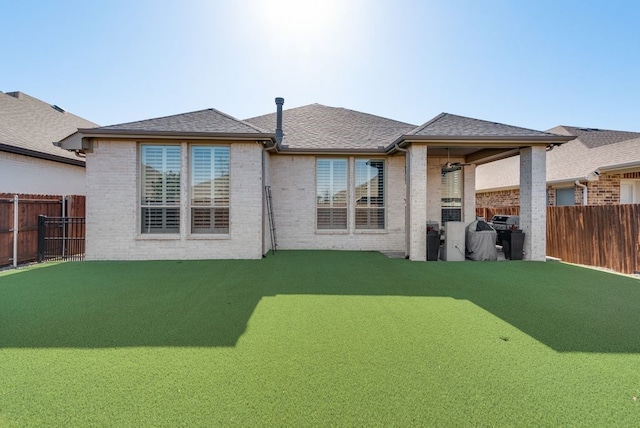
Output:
left=316, top=159, right=347, bottom=229
left=355, top=159, right=385, bottom=229
left=441, top=168, right=462, bottom=222
left=191, top=146, right=230, bottom=233
left=141, top=145, right=181, bottom=233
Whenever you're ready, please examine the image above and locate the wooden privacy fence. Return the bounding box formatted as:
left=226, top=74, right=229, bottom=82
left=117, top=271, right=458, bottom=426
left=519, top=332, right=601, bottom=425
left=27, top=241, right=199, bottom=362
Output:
left=0, top=194, right=85, bottom=267
left=476, top=204, right=640, bottom=274
left=547, top=205, right=640, bottom=275
left=476, top=206, right=520, bottom=221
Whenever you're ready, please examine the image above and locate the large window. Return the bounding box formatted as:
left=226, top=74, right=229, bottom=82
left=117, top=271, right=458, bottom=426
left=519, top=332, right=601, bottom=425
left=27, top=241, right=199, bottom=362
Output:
left=191, top=146, right=230, bottom=233
left=316, top=159, right=348, bottom=229
left=141, top=145, right=181, bottom=233
left=355, top=159, right=385, bottom=229
left=140, top=144, right=231, bottom=235
left=441, top=168, right=462, bottom=222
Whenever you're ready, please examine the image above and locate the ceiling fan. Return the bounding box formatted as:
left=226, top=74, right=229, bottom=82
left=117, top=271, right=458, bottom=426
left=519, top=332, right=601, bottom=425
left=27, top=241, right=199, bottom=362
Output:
left=435, top=149, right=470, bottom=174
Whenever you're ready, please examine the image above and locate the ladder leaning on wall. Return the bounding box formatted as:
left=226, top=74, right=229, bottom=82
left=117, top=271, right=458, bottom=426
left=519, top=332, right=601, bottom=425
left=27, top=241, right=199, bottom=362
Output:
left=265, top=186, right=277, bottom=255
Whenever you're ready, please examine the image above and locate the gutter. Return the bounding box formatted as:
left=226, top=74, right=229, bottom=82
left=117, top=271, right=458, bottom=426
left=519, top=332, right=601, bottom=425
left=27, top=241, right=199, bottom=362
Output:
left=75, top=128, right=277, bottom=141
left=0, top=143, right=85, bottom=167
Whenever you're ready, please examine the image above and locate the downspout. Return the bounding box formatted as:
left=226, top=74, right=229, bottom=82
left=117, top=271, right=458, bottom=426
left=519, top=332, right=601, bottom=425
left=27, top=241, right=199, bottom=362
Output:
left=575, top=180, right=588, bottom=205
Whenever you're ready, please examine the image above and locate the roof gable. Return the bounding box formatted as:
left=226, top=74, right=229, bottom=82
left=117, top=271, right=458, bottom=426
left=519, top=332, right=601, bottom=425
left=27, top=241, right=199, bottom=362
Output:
left=245, top=104, right=416, bottom=150
left=409, top=113, right=557, bottom=138
left=98, top=108, right=267, bottom=135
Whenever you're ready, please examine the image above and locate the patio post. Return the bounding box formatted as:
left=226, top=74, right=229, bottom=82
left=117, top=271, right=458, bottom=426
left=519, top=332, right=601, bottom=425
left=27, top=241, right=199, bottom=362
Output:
left=463, top=164, right=477, bottom=223
left=407, top=145, right=428, bottom=261
left=519, top=146, right=547, bottom=261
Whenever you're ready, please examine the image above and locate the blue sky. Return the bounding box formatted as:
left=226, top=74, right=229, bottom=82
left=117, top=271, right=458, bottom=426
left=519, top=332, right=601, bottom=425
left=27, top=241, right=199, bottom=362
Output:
left=2, top=0, right=639, bottom=131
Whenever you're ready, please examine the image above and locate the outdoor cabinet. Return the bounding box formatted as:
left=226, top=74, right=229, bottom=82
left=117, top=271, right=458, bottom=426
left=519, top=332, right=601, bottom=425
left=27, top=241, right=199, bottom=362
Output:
left=426, top=230, right=440, bottom=261
left=502, top=230, right=525, bottom=260
left=442, top=221, right=466, bottom=261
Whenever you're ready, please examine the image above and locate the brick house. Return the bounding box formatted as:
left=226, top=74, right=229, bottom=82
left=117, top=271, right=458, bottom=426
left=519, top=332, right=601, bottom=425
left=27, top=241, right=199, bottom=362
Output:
left=0, top=91, right=98, bottom=195
left=59, top=99, right=570, bottom=261
left=476, top=126, right=640, bottom=208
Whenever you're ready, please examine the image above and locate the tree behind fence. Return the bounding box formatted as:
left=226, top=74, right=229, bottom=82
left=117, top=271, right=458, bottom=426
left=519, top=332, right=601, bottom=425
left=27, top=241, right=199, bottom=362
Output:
left=477, top=204, right=640, bottom=274
left=0, top=194, right=85, bottom=267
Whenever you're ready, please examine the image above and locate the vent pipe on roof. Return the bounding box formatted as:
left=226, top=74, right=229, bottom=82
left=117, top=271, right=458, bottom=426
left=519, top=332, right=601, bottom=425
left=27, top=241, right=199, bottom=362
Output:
left=275, top=97, right=284, bottom=145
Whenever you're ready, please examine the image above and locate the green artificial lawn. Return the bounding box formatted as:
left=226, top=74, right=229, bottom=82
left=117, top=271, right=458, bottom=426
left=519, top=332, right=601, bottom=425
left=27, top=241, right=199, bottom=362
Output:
left=1, top=251, right=639, bottom=426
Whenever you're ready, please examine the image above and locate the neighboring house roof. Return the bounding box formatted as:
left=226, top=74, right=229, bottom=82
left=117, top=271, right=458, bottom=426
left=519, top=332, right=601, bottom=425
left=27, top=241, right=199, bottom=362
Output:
left=407, top=113, right=558, bottom=138
left=0, top=91, right=98, bottom=166
left=476, top=126, right=640, bottom=192
left=245, top=103, right=417, bottom=151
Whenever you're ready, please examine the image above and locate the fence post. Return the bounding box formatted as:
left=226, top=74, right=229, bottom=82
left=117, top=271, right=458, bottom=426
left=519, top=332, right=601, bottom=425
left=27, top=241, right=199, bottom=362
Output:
left=62, top=196, right=67, bottom=258
left=13, top=195, right=18, bottom=268
left=37, top=215, right=47, bottom=263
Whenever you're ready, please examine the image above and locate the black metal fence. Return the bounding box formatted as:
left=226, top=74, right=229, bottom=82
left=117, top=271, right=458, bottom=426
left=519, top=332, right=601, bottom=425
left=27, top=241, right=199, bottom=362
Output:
left=37, top=216, right=85, bottom=262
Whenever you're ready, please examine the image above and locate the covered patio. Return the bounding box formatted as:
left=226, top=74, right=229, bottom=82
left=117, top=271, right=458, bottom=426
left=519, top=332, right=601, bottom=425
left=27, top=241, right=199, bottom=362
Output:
left=387, top=113, right=573, bottom=261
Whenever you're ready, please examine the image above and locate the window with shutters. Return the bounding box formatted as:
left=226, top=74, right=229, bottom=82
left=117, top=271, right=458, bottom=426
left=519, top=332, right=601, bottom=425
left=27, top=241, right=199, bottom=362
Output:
left=316, top=158, right=348, bottom=229
left=140, top=145, right=181, bottom=233
left=355, top=159, right=385, bottom=229
left=441, top=168, right=463, bottom=223
left=190, top=146, right=230, bottom=233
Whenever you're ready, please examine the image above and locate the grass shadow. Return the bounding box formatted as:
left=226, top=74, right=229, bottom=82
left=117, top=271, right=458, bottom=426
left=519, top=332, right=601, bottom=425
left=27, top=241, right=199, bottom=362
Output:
left=1, top=251, right=639, bottom=352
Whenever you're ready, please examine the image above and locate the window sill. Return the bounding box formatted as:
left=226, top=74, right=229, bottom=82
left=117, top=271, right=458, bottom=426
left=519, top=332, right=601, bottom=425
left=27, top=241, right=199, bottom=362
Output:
left=136, top=234, right=180, bottom=241
left=187, top=234, right=231, bottom=240
left=315, top=230, right=349, bottom=235
left=354, top=229, right=388, bottom=234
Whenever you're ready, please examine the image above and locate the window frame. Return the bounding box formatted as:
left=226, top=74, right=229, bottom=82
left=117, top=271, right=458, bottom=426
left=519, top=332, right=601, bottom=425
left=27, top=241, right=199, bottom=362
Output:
left=354, top=158, right=386, bottom=230
left=620, top=179, right=640, bottom=204
left=555, top=187, right=576, bottom=206
left=189, top=145, right=230, bottom=235
left=441, top=167, right=463, bottom=223
left=316, top=158, right=349, bottom=231
left=139, top=144, right=182, bottom=235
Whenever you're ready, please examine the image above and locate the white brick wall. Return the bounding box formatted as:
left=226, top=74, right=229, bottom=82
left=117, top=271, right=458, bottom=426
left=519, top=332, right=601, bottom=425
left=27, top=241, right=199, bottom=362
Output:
left=85, top=140, right=263, bottom=260
left=268, top=154, right=406, bottom=252
left=520, top=146, right=547, bottom=261
left=0, top=152, right=85, bottom=195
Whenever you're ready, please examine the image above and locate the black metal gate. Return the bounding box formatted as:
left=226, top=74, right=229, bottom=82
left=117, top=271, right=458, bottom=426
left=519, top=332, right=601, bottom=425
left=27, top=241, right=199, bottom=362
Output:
left=37, top=216, right=85, bottom=262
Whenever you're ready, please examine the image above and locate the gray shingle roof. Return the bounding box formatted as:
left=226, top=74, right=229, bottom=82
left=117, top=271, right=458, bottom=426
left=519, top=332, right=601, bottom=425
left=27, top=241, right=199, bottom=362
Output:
left=476, top=125, right=640, bottom=191
left=0, top=91, right=98, bottom=163
left=548, top=125, right=640, bottom=149
left=245, top=104, right=416, bottom=150
left=410, top=113, right=558, bottom=137
left=99, top=108, right=268, bottom=134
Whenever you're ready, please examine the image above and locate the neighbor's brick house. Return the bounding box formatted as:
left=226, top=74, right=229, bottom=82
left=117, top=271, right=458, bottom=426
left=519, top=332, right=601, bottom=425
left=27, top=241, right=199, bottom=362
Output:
left=476, top=126, right=640, bottom=208
left=59, top=99, right=571, bottom=262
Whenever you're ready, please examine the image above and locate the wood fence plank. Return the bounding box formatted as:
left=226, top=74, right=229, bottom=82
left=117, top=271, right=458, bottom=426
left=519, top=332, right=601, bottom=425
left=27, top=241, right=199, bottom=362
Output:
left=480, top=204, right=640, bottom=275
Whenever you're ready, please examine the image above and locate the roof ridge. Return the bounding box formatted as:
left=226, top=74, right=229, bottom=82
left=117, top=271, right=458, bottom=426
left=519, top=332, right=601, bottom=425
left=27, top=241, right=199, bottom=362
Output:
left=245, top=103, right=416, bottom=127
left=560, top=125, right=640, bottom=135
left=444, top=113, right=558, bottom=136
left=99, top=108, right=219, bottom=129
left=408, top=112, right=448, bottom=135
left=206, top=107, right=269, bottom=133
